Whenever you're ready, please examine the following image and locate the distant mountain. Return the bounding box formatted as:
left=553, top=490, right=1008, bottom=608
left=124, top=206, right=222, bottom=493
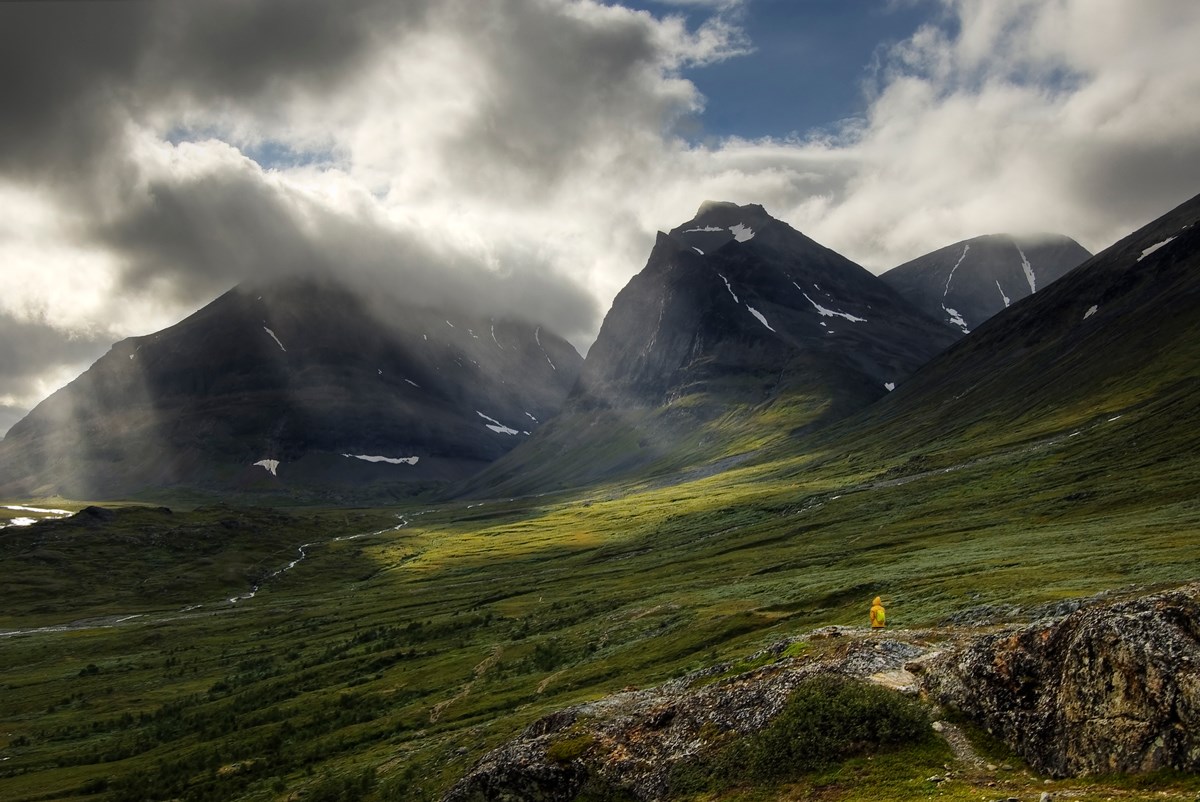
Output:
left=881, top=234, right=1091, bottom=335
left=0, top=277, right=581, bottom=499
left=467, top=202, right=960, bottom=494
left=835, top=191, right=1200, bottom=459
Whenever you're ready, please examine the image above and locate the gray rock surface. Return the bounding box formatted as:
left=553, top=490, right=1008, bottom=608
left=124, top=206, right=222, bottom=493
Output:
left=921, top=583, right=1200, bottom=777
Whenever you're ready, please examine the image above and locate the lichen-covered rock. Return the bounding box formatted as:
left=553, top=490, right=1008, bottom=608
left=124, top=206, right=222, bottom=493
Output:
left=921, top=583, right=1200, bottom=777
left=443, top=636, right=927, bottom=801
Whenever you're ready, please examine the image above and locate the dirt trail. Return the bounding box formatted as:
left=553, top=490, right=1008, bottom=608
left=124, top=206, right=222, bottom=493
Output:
left=933, top=719, right=990, bottom=770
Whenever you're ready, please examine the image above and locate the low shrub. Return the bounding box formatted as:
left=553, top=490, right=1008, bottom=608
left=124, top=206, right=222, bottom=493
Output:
left=672, top=673, right=931, bottom=792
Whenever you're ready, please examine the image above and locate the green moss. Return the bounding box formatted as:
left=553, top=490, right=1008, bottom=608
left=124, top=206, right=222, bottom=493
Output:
left=545, top=732, right=596, bottom=764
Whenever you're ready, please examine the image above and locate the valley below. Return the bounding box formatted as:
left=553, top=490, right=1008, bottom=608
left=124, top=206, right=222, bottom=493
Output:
left=2, top=395, right=1199, bottom=801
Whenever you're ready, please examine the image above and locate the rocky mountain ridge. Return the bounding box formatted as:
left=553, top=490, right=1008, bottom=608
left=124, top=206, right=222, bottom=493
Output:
left=578, top=200, right=959, bottom=411
left=446, top=582, right=1200, bottom=801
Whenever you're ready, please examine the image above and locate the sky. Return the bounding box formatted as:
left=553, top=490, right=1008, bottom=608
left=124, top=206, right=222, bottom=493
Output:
left=2, top=0, right=1200, bottom=436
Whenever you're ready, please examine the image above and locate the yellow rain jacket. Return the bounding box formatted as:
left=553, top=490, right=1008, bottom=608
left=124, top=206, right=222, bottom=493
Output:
left=870, top=596, right=886, bottom=628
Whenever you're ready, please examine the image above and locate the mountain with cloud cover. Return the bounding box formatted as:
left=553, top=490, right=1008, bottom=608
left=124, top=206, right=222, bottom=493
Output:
left=467, top=202, right=961, bottom=494
left=0, top=277, right=581, bottom=500
left=828, top=191, right=1200, bottom=462
left=881, top=234, right=1092, bottom=335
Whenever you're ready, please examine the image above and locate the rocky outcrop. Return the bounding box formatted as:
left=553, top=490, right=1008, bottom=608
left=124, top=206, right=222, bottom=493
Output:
left=444, top=584, right=1200, bottom=800
left=920, top=583, right=1200, bottom=778
left=443, top=635, right=927, bottom=801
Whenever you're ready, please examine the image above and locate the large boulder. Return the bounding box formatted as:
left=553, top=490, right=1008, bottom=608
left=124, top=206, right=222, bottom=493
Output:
left=921, top=584, right=1200, bottom=777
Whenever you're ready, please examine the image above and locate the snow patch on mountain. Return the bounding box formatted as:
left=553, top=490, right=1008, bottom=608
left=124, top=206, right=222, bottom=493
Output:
left=1016, top=244, right=1036, bottom=293
left=254, top=459, right=280, bottom=476
left=1084, top=305, right=1099, bottom=320
left=718, top=273, right=740, bottom=303
left=477, top=411, right=520, bottom=435
left=884, top=382, right=896, bottom=392
left=944, top=243, right=969, bottom=296
left=5, top=504, right=71, bottom=516
left=1138, top=237, right=1176, bottom=261
left=800, top=289, right=867, bottom=323
left=943, top=305, right=969, bottom=334
left=746, top=306, right=775, bottom=332
left=996, top=281, right=1011, bottom=308
left=535, top=326, right=556, bottom=370
left=342, top=454, right=419, bottom=466
left=684, top=226, right=723, bottom=233
left=730, top=223, right=754, bottom=242
left=263, top=327, right=286, bottom=352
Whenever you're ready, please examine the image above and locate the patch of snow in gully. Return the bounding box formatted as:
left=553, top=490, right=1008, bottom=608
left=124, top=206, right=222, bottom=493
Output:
left=476, top=411, right=520, bottom=435
left=1138, top=237, right=1176, bottom=261
left=342, top=454, right=419, bottom=466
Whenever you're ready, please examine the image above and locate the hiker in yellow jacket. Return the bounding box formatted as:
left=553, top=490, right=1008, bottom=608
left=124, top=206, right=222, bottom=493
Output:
left=869, top=596, right=886, bottom=628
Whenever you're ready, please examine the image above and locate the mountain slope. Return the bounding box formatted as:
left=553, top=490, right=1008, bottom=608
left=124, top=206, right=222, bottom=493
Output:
left=467, top=202, right=960, bottom=494
left=821, top=191, right=1200, bottom=466
left=881, top=233, right=1091, bottom=335
left=0, top=277, right=581, bottom=499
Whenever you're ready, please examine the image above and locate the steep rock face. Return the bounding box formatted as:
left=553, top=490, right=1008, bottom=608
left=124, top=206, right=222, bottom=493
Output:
left=579, top=201, right=960, bottom=411
left=0, top=277, right=581, bottom=498
left=881, top=233, right=1091, bottom=335
left=921, top=583, right=1200, bottom=777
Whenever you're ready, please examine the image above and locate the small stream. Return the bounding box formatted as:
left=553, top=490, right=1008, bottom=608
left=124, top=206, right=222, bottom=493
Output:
left=0, top=512, right=421, bottom=639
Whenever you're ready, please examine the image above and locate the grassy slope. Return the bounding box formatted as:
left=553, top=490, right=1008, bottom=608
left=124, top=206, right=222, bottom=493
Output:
left=2, top=380, right=1199, bottom=802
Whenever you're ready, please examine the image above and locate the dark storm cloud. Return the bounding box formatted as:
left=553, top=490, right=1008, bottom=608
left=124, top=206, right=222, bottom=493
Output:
left=0, top=314, right=109, bottom=387
left=0, top=0, right=606, bottom=341
left=0, top=0, right=420, bottom=183
left=95, top=149, right=599, bottom=343
left=147, top=0, right=413, bottom=101
left=0, top=2, right=151, bottom=184
left=440, top=4, right=687, bottom=194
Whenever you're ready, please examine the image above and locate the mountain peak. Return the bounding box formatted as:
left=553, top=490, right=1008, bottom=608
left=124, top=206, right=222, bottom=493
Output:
left=881, top=232, right=1092, bottom=335
left=694, top=200, right=768, bottom=218
left=669, top=201, right=776, bottom=254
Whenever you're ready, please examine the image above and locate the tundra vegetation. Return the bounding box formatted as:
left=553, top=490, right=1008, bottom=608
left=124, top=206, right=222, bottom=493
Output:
left=2, top=375, right=1199, bottom=802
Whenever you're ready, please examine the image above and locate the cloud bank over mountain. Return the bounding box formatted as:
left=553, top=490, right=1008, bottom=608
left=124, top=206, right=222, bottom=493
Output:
left=2, top=0, right=1199, bottom=431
